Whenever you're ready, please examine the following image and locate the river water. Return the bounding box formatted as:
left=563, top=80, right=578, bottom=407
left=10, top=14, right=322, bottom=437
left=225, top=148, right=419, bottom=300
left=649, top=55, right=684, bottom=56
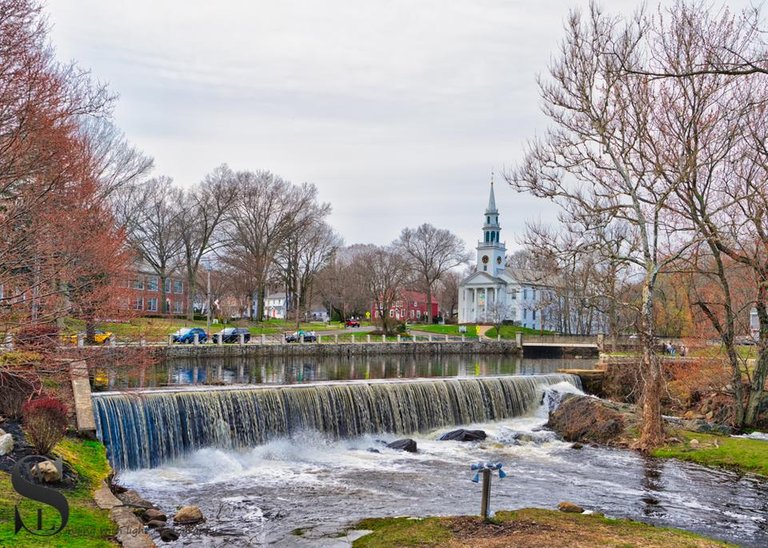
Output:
left=96, top=354, right=597, bottom=390
left=117, top=381, right=768, bottom=547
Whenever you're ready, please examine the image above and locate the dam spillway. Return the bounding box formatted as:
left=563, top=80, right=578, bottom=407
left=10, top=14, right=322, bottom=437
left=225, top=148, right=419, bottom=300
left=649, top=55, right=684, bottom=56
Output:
left=92, top=374, right=580, bottom=470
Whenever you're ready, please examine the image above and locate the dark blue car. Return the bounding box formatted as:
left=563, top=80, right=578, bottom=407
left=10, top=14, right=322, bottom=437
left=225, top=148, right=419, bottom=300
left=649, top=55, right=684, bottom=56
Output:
left=172, top=327, right=207, bottom=344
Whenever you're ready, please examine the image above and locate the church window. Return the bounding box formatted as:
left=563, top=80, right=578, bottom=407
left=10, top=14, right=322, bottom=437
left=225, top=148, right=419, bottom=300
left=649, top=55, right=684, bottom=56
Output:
left=485, top=232, right=489, bottom=242
left=487, top=216, right=490, bottom=224
left=496, top=256, right=502, bottom=265
left=523, top=289, right=528, bottom=299
left=523, top=309, right=527, bottom=319
left=533, top=310, right=536, bottom=320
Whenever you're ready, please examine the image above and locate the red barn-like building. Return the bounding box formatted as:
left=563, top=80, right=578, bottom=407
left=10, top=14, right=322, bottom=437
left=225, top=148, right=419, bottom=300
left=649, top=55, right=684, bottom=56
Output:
left=372, top=291, right=439, bottom=323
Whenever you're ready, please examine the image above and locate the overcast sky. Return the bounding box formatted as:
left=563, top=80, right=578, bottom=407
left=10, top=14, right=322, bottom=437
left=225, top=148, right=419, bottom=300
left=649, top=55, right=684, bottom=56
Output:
left=46, top=0, right=715, bottom=253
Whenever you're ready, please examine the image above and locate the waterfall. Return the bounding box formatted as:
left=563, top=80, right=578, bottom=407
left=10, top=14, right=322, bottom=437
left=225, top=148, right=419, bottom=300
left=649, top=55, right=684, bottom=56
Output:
left=93, top=374, right=580, bottom=470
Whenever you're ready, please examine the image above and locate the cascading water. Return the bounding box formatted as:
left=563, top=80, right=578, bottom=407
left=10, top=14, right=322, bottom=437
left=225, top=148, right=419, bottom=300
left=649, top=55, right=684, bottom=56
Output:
left=93, top=374, right=579, bottom=470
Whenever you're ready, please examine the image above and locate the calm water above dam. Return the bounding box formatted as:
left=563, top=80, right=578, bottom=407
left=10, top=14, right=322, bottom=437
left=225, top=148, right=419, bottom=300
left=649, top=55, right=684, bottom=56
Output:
left=94, top=354, right=598, bottom=391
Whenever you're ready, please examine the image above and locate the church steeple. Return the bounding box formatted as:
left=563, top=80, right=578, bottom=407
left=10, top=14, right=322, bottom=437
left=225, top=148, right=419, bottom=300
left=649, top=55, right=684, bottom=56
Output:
left=486, top=174, right=498, bottom=214
left=477, top=174, right=506, bottom=275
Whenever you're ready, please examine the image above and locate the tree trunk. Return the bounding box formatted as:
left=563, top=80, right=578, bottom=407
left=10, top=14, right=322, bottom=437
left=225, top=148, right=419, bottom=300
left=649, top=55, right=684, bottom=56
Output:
left=186, top=266, right=196, bottom=320
left=638, top=279, right=664, bottom=451
left=745, top=298, right=768, bottom=426
left=426, top=285, right=433, bottom=324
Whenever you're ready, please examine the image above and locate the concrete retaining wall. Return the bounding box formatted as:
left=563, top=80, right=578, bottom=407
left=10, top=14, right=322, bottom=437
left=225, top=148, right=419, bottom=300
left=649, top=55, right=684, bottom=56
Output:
left=161, top=340, right=521, bottom=359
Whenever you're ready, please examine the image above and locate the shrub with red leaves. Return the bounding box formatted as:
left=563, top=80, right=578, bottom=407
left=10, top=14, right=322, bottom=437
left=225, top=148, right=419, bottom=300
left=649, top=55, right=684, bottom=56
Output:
left=22, top=397, right=69, bottom=455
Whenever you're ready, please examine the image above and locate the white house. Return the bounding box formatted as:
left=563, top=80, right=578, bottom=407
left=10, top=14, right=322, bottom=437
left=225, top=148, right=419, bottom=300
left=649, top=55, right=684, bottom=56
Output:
left=458, top=181, right=555, bottom=330
left=264, top=292, right=287, bottom=319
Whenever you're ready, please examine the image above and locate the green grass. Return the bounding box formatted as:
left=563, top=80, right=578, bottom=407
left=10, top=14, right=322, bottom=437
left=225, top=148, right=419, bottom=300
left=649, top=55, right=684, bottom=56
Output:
left=352, top=508, right=732, bottom=547
left=485, top=324, right=554, bottom=339
left=653, top=430, right=768, bottom=477
left=62, top=316, right=344, bottom=342
left=409, top=324, right=478, bottom=337
left=0, top=436, right=116, bottom=547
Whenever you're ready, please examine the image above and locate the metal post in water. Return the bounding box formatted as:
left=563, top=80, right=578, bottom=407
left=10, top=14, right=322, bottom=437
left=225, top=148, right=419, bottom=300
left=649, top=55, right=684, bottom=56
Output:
left=480, top=469, right=491, bottom=519
left=471, top=462, right=506, bottom=522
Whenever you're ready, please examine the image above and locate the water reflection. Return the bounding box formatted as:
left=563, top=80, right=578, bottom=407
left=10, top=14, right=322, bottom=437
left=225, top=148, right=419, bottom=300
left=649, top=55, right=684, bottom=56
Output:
left=94, top=354, right=598, bottom=391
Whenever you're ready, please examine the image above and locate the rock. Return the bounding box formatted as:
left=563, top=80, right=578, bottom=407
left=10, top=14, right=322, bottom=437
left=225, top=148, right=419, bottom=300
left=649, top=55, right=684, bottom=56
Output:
left=366, top=448, right=380, bottom=453
left=386, top=438, right=417, bottom=453
left=146, top=519, right=166, bottom=529
left=438, top=429, right=487, bottom=442
left=558, top=501, right=584, bottom=513
left=547, top=394, right=626, bottom=444
left=0, top=428, right=5, bottom=436
left=142, top=508, right=167, bottom=522
left=689, top=438, right=700, bottom=447
left=174, top=505, right=205, bottom=524
left=705, top=411, right=714, bottom=421
left=117, top=489, right=154, bottom=509
left=0, top=433, right=13, bottom=456
left=158, top=527, right=179, bottom=542
left=571, top=443, right=584, bottom=450
left=31, top=460, right=62, bottom=483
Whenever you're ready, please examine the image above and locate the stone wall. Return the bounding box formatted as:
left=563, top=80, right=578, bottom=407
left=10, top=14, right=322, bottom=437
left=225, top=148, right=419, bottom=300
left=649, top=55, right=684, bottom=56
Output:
left=161, top=340, right=521, bottom=359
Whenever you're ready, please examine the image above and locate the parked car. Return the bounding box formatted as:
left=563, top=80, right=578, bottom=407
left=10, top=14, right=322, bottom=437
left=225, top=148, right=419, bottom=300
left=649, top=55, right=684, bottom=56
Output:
left=284, top=330, right=317, bottom=343
left=172, top=327, right=207, bottom=344
left=67, top=330, right=113, bottom=345
left=212, top=327, right=251, bottom=344
left=345, top=319, right=360, bottom=328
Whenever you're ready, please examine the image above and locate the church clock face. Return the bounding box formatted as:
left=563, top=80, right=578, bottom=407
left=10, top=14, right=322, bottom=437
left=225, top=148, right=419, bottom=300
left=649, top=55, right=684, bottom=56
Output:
left=482, top=255, right=489, bottom=264
left=496, top=256, right=502, bottom=265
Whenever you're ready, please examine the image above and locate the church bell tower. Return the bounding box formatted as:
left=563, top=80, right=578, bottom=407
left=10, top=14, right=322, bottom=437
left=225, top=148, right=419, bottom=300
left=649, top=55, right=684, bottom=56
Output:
left=476, top=177, right=506, bottom=276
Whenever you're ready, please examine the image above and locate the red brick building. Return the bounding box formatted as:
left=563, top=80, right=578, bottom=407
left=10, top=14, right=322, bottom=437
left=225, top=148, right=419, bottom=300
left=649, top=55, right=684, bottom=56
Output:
left=372, top=290, right=440, bottom=323
left=123, top=266, right=188, bottom=315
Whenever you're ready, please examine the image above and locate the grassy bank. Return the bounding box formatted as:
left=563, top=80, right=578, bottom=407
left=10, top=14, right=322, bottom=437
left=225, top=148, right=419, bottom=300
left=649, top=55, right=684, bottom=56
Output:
left=410, top=325, right=478, bottom=337
left=63, top=316, right=343, bottom=342
left=653, top=430, right=768, bottom=477
left=0, top=437, right=116, bottom=547
left=485, top=324, right=553, bottom=339
left=352, top=508, right=732, bottom=547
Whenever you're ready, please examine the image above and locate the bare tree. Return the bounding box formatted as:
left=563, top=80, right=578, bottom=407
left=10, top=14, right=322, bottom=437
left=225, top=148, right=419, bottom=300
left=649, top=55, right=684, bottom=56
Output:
left=435, top=269, right=463, bottom=322
left=179, top=164, right=238, bottom=319
left=394, top=223, right=469, bottom=324
left=507, top=3, right=694, bottom=449
left=351, top=246, right=410, bottom=335
left=223, top=171, right=324, bottom=320
left=115, top=177, right=185, bottom=313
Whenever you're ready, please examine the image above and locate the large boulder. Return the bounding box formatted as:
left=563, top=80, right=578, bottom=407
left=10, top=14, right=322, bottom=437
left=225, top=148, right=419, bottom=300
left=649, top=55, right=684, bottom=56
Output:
left=174, top=505, right=205, bottom=525
left=117, top=489, right=154, bottom=509
left=386, top=438, right=417, bottom=453
left=547, top=394, right=626, bottom=444
left=31, top=460, right=62, bottom=483
left=558, top=501, right=584, bottom=513
left=438, top=429, right=487, bottom=442
left=0, top=433, right=13, bottom=456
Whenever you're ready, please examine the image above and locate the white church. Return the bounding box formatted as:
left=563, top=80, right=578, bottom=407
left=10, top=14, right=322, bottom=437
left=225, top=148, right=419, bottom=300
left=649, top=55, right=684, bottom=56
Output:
left=458, top=181, right=555, bottom=330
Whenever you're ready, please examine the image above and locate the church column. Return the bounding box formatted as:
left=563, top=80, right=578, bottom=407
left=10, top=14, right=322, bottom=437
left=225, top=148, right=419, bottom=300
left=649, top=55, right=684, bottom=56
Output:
left=483, top=288, right=488, bottom=321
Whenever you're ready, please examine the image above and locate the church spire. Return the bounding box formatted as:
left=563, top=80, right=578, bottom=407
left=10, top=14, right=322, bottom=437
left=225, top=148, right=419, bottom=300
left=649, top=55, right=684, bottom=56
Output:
left=486, top=172, right=498, bottom=214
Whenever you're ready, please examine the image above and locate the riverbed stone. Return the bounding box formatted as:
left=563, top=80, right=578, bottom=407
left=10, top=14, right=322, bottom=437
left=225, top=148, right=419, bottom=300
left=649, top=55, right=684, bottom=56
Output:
left=0, top=433, right=13, bottom=456
left=31, top=460, right=61, bottom=483
left=558, top=501, right=584, bottom=513
left=142, top=508, right=167, bottom=522
left=174, top=505, right=204, bottom=524
left=146, top=519, right=166, bottom=529
left=118, top=489, right=155, bottom=509
left=386, top=438, right=417, bottom=452
left=438, top=429, right=487, bottom=442
left=547, top=394, right=626, bottom=444
left=158, top=527, right=179, bottom=542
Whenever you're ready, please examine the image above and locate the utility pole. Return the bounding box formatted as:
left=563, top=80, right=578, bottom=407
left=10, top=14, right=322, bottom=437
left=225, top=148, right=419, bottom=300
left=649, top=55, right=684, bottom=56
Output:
left=296, top=274, right=301, bottom=331
left=206, top=264, right=212, bottom=340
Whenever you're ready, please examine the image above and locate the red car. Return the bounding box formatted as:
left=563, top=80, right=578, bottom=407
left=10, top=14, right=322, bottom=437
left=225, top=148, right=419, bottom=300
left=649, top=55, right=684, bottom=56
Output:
left=345, top=319, right=360, bottom=328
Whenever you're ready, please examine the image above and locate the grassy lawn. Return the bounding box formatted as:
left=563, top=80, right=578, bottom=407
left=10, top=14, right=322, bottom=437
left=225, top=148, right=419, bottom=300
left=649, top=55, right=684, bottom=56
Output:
left=485, top=324, right=553, bottom=339
left=62, top=317, right=344, bottom=342
left=0, top=437, right=116, bottom=547
left=410, top=324, right=478, bottom=337
left=352, top=508, right=731, bottom=547
left=653, top=430, right=768, bottom=477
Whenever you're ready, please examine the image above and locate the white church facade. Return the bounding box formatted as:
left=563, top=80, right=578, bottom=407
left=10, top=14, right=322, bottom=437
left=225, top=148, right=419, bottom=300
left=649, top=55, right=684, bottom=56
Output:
left=458, top=182, right=555, bottom=330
